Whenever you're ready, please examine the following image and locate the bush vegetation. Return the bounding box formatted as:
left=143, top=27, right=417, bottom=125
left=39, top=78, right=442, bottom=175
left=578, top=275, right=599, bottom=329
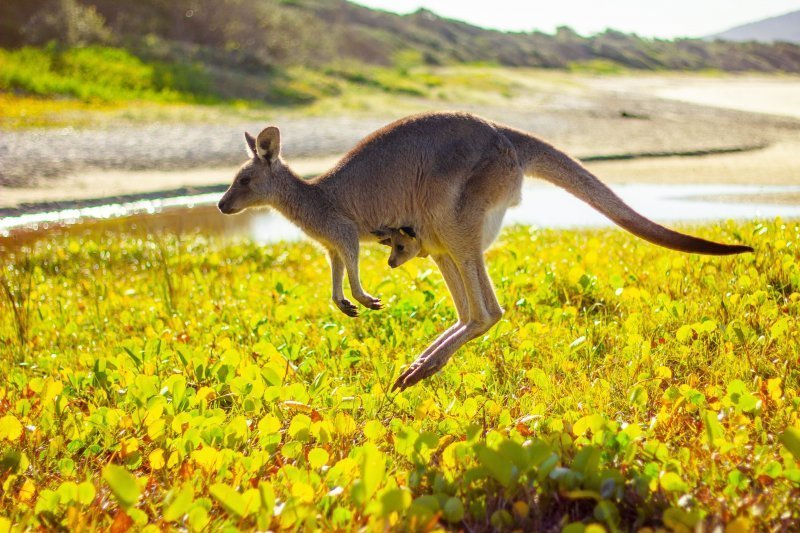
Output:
left=0, top=45, right=214, bottom=103
left=2, top=0, right=800, bottom=110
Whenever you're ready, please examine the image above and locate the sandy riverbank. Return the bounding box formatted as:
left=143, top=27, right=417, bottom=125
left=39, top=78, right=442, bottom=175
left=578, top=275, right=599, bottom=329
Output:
left=1, top=72, right=798, bottom=212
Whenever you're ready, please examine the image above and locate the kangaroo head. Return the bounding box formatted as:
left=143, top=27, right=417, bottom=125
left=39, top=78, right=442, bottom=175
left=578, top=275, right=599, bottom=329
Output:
left=373, top=226, right=423, bottom=268
left=218, top=126, right=284, bottom=215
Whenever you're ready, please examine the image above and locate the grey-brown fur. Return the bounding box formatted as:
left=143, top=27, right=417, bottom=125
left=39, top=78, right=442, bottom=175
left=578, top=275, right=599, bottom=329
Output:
left=218, top=111, right=753, bottom=390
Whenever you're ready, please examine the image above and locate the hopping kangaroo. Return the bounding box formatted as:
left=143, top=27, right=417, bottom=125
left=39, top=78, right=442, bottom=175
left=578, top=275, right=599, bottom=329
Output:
left=218, top=112, right=753, bottom=390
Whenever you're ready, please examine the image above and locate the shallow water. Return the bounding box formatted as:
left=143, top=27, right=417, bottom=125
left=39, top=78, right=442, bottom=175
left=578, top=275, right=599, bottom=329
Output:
left=2, top=183, right=800, bottom=251
left=236, top=183, right=800, bottom=244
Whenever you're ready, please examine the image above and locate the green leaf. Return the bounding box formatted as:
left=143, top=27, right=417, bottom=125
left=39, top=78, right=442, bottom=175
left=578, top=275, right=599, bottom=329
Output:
left=259, top=481, right=275, bottom=518
left=563, top=523, right=586, bottom=533
left=572, top=445, right=601, bottom=475
left=770, top=318, right=789, bottom=339
left=377, top=488, right=412, bottom=517
left=127, top=508, right=148, bottom=525
left=0, top=415, right=22, bottom=442
left=443, top=496, right=464, bottom=523
left=210, top=483, right=246, bottom=517
left=491, top=509, right=513, bottom=529
left=164, top=485, right=194, bottom=522
left=258, top=415, right=281, bottom=437
left=703, top=410, right=725, bottom=449
left=475, top=444, right=513, bottom=487
left=660, top=472, right=689, bottom=492
left=497, top=439, right=529, bottom=470
left=288, top=414, right=312, bottom=442
left=727, top=380, right=760, bottom=412
left=57, top=481, right=78, bottom=503
left=352, top=445, right=385, bottom=505
left=188, top=505, right=210, bottom=531
left=242, top=489, right=261, bottom=517
left=102, top=464, right=140, bottom=507
left=34, top=490, right=60, bottom=515
left=573, top=414, right=605, bottom=437
left=308, top=447, right=329, bottom=469
left=629, top=385, right=648, bottom=407
left=77, top=481, right=96, bottom=506
left=780, top=426, right=800, bottom=460
left=663, top=507, right=701, bottom=529
left=676, top=324, right=694, bottom=342
left=525, top=367, right=550, bottom=389
left=363, top=420, right=386, bottom=441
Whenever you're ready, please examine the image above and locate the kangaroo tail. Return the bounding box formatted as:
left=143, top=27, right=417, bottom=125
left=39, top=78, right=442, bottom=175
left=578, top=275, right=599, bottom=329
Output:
left=496, top=125, right=753, bottom=255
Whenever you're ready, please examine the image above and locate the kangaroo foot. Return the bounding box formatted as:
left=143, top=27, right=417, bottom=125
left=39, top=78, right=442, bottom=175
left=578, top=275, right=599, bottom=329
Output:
left=335, top=298, right=360, bottom=317
left=392, top=352, right=452, bottom=391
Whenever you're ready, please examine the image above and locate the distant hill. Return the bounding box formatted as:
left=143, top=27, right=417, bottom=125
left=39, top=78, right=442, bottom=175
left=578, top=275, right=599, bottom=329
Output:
left=3, top=0, right=800, bottom=75
left=711, top=10, right=800, bottom=44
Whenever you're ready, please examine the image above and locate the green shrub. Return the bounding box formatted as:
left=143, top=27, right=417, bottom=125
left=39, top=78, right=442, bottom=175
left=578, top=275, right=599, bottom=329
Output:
left=0, top=45, right=214, bottom=102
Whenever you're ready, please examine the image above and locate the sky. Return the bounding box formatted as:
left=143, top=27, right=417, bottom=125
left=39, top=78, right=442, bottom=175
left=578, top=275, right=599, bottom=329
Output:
left=352, top=0, right=800, bottom=39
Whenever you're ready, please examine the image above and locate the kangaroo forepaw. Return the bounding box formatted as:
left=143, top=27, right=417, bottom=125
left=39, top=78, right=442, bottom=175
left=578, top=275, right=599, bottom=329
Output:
left=356, top=294, right=383, bottom=310
left=392, top=354, right=449, bottom=391
left=336, top=298, right=359, bottom=317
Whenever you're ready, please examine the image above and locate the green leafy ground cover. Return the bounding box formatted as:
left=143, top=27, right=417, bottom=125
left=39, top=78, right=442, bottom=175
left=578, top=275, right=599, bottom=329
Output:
left=0, top=219, right=798, bottom=531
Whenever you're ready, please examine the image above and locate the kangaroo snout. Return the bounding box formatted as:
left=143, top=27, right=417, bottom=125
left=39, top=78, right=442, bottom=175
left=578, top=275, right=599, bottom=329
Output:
left=218, top=196, right=242, bottom=215
left=218, top=199, right=232, bottom=214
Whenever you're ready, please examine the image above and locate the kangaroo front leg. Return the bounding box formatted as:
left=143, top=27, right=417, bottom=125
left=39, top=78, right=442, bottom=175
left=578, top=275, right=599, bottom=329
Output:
left=340, top=244, right=383, bottom=310
left=329, top=251, right=359, bottom=317
left=393, top=254, right=502, bottom=390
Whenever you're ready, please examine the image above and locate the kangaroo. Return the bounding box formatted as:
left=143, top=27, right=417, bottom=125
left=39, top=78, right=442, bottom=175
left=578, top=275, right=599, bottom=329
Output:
left=373, top=226, right=427, bottom=268
left=218, top=111, right=752, bottom=391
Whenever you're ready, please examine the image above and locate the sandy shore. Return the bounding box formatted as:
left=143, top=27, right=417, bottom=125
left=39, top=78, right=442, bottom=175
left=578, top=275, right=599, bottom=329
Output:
left=584, top=74, right=800, bottom=119
left=1, top=73, right=799, bottom=212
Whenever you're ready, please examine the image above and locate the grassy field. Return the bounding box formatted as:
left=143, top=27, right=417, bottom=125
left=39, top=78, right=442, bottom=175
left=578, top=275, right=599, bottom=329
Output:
left=0, top=220, right=799, bottom=531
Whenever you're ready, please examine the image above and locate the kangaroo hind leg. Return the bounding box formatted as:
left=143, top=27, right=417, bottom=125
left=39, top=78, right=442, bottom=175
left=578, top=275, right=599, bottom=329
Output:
left=393, top=247, right=503, bottom=390
left=406, top=253, right=470, bottom=361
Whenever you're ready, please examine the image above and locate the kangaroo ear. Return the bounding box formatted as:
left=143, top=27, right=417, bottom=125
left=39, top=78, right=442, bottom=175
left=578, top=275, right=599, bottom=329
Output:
left=399, top=226, right=416, bottom=238
left=371, top=228, right=390, bottom=239
left=255, top=126, right=281, bottom=162
left=244, top=132, right=257, bottom=156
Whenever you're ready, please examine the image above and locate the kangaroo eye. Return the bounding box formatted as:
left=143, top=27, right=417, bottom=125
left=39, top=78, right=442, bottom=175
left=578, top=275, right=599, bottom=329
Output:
left=397, top=245, right=405, bottom=252
left=239, top=177, right=251, bottom=186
